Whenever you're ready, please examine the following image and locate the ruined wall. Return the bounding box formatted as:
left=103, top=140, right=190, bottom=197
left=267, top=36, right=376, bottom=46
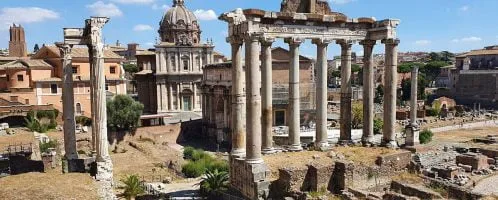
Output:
left=280, top=0, right=334, bottom=15
left=390, top=181, right=443, bottom=199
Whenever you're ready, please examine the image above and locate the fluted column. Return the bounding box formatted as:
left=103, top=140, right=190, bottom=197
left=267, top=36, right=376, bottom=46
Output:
left=59, top=43, right=78, bottom=160
left=382, top=39, right=400, bottom=148
left=261, top=37, right=275, bottom=154
left=285, top=37, right=304, bottom=151
left=245, top=36, right=263, bottom=163
left=337, top=39, right=354, bottom=144
left=229, top=37, right=245, bottom=156
left=360, top=40, right=376, bottom=146
left=312, top=38, right=332, bottom=150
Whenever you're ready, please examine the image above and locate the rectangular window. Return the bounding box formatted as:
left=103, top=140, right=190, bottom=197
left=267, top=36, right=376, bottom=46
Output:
left=110, top=66, right=116, bottom=74
left=50, top=84, right=58, bottom=94
left=72, top=66, right=78, bottom=74
left=105, top=83, right=109, bottom=91
left=183, top=60, right=189, bottom=71
left=17, top=75, right=23, bottom=81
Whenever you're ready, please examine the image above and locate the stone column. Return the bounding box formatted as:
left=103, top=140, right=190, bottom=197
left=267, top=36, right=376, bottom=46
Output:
left=406, top=66, right=420, bottom=146
left=337, top=40, right=354, bottom=144
left=169, top=83, right=173, bottom=111
left=285, top=37, right=304, bottom=151
left=382, top=39, right=400, bottom=148
left=88, top=47, right=97, bottom=153
left=177, top=83, right=181, bottom=110
left=162, top=82, right=168, bottom=111
left=245, top=36, right=263, bottom=163
left=157, top=83, right=162, bottom=112
left=59, top=44, right=78, bottom=160
left=360, top=40, right=376, bottom=146
left=260, top=37, right=275, bottom=154
left=229, top=37, right=245, bottom=156
left=88, top=17, right=110, bottom=163
left=312, top=38, right=332, bottom=150
left=193, top=82, right=197, bottom=110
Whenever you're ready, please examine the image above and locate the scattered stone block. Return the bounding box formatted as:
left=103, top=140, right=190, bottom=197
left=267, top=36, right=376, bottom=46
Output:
left=390, top=181, right=443, bottom=199
left=456, top=154, right=489, bottom=171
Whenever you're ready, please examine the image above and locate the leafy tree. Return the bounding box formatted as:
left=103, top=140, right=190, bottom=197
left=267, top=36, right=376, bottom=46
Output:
left=24, top=114, right=49, bottom=133
left=351, top=64, right=361, bottom=73
left=374, top=85, right=384, bottom=104
left=440, top=51, right=455, bottom=62
left=373, top=119, right=383, bottom=135
left=120, top=174, right=144, bottom=200
left=199, top=169, right=229, bottom=199
left=40, top=140, right=58, bottom=153
left=421, top=61, right=450, bottom=85
left=123, top=64, right=138, bottom=74
left=107, top=95, right=144, bottom=131
left=419, top=129, right=434, bottom=144
left=352, top=102, right=363, bottom=129
left=400, top=75, right=427, bottom=102
left=33, top=44, right=40, bottom=53
left=429, top=52, right=442, bottom=62
left=398, top=62, right=424, bottom=73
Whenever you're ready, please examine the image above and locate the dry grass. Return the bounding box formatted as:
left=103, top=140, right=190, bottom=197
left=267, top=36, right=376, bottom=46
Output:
left=334, top=147, right=399, bottom=165
left=0, top=129, right=36, bottom=150
left=433, top=127, right=498, bottom=150
left=263, top=150, right=333, bottom=179
left=0, top=170, right=98, bottom=200
left=392, top=171, right=424, bottom=185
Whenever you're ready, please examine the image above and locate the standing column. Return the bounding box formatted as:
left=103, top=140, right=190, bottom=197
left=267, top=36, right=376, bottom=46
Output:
left=88, top=46, right=97, bottom=153
left=157, top=83, right=162, bottom=112
left=245, top=35, right=263, bottom=163
left=261, top=37, right=275, bottom=154
left=229, top=37, right=245, bottom=156
left=337, top=40, right=354, bottom=144
left=88, top=17, right=110, bottom=162
left=59, top=43, right=78, bottom=160
left=285, top=37, right=304, bottom=151
left=162, top=82, right=168, bottom=111
left=382, top=39, right=400, bottom=148
left=176, top=83, right=181, bottom=110
left=410, top=66, right=419, bottom=125
left=193, top=82, right=197, bottom=110
left=312, top=38, right=332, bottom=150
left=360, top=40, right=376, bottom=146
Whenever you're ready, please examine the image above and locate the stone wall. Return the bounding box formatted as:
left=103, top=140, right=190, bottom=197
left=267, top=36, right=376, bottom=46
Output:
left=376, top=151, right=412, bottom=169
left=390, top=181, right=443, bottom=199
left=456, top=154, right=489, bottom=170
left=230, top=156, right=271, bottom=200
left=480, top=148, right=498, bottom=158
left=8, top=155, right=44, bottom=175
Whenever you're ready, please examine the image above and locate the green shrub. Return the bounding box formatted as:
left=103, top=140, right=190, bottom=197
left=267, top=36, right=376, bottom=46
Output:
left=419, top=129, right=434, bottom=144
left=76, top=116, right=92, bottom=126
left=182, top=160, right=207, bottom=178
left=192, top=149, right=211, bottom=161
left=183, top=146, right=195, bottom=160
left=120, top=174, right=144, bottom=200
left=426, top=108, right=440, bottom=117
left=373, top=118, right=383, bottom=135
left=25, top=114, right=50, bottom=133
left=40, top=140, right=58, bottom=153
left=206, top=160, right=229, bottom=173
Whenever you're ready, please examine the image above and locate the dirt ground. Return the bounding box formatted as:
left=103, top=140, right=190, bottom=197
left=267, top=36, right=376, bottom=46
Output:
left=0, top=170, right=98, bottom=200
left=431, top=126, right=498, bottom=150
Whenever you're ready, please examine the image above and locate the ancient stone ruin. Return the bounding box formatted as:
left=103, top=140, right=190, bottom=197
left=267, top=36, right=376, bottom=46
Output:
left=220, top=0, right=400, bottom=199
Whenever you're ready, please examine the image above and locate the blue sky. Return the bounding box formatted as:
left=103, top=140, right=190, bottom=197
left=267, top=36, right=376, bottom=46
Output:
left=1, top=0, right=498, bottom=58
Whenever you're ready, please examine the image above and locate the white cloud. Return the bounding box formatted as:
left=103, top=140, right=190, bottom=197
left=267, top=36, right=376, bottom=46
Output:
left=86, top=1, right=123, bottom=17
left=414, top=40, right=431, bottom=46
left=330, top=0, right=356, bottom=5
left=0, top=7, right=59, bottom=29
left=452, top=37, right=482, bottom=43
left=133, top=24, right=153, bottom=31
left=152, top=4, right=170, bottom=10
left=460, top=5, right=469, bottom=12
left=194, top=9, right=217, bottom=21
left=111, top=0, right=155, bottom=4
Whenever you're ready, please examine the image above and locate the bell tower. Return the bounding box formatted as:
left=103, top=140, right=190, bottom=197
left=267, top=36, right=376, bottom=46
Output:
left=9, top=24, right=27, bottom=57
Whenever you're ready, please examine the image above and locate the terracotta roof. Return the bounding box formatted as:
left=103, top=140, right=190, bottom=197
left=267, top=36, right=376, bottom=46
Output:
left=0, top=59, right=52, bottom=70
left=44, top=46, right=123, bottom=59
left=136, top=51, right=155, bottom=56
left=456, top=49, right=498, bottom=58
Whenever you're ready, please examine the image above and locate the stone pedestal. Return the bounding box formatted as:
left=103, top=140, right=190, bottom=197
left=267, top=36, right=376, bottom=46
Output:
left=231, top=157, right=270, bottom=200
left=405, top=125, right=420, bottom=147
left=95, top=160, right=114, bottom=182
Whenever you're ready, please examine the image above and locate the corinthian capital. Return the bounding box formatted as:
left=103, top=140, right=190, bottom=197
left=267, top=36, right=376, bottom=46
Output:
left=260, top=37, right=275, bottom=47
left=56, top=42, right=73, bottom=59
left=284, top=37, right=304, bottom=46
left=312, top=38, right=333, bottom=47
left=381, top=38, right=400, bottom=46
left=359, top=40, right=376, bottom=47
left=336, top=39, right=354, bottom=49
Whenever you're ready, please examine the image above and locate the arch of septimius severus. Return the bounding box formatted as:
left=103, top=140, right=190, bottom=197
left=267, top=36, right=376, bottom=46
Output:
left=220, top=0, right=400, bottom=199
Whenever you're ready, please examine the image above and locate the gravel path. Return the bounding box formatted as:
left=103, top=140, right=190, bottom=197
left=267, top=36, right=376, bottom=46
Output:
left=472, top=175, right=498, bottom=196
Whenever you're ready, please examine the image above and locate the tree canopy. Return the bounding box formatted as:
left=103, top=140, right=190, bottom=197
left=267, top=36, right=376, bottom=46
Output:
left=107, top=95, right=144, bottom=131
left=123, top=63, right=139, bottom=74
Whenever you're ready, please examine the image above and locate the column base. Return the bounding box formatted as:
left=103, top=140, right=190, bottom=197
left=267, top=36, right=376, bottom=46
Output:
left=63, top=157, right=95, bottom=173
left=382, top=140, right=398, bottom=149
left=287, top=144, right=303, bottom=152
left=245, top=158, right=264, bottom=164
left=405, top=125, right=420, bottom=147
left=94, top=159, right=113, bottom=182
left=262, top=147, right=276, bottom=155
left=231, top=149, right=246, bottom=157
left=314, top=141, right=331, bottom=151
left=361, top=136, right=375, bottom=147
left=338, top=140, right=354, bottom=146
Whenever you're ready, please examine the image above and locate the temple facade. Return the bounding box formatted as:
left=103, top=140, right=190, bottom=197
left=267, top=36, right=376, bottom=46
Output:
left=136, top=0, right=223, bottom=118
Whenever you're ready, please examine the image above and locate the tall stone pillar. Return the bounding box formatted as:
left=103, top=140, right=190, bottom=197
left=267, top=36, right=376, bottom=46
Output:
left=59, top=44, right=78, bottom=160
left=229, top=37, right=245, bottom=156
left=157, top=83, right=162, bottom=112
left=88, top=46, right=97, bottom=153
left=405, top=66, right=420, bottom=146
left=360, top=40, right=376, bottom=146
left=382, top=39, right=400, bottom=148
left=337, top=40, right=354, bottom=144
left=245, top=36, right=263, bottom=163
left=285, top=37, right=304, bottom=151
left=169, top=83, right=173, bottom=111
left=193, top=82, right=197, bottom=110
left=260, top=37, right=275, bottom=155
left=177, top=83, right=181, bottom=111
left=312, top=38, right=332, bottom=150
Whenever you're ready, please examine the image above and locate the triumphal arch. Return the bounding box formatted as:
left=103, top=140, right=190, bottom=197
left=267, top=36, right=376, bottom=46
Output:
left=220, top=0, right=400, bottom=199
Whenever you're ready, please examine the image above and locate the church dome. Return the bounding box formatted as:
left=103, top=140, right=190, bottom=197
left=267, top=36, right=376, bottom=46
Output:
left=159, top=0, right=201, bottom=46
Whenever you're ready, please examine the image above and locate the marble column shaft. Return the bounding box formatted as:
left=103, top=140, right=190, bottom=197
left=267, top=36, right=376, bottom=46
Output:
left=360, top=40, right=376, bottom=144
left=245, top=36, right=263, bottom=163
left=60, top=44, right=78, bottom=160
left=312, top=38, right=332, bottom=149
left=261, top=37, right=275, bottom=154
left=285, top=37, right=303, bottom=151
left=169, top=83, right=173, bottom=111
left=88, top=48, right=97, bottom=153
left=410, top=66, right=419, bottom=125
left=382, top=39, right=400, bottom=147
left=338, top=40, right=353, bottom=143
left=230, top=38, right=245, bottom=156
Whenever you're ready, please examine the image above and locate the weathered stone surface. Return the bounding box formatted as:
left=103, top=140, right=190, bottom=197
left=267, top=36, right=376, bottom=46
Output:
left=390, top=181, right=443, bottom=200
left=456, top=154, right=490, bottom=171
left=376, top=151, right=412, bottom=169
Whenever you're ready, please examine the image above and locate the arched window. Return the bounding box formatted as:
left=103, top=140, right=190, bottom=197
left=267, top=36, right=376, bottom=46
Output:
left=76, top=103, right=82, bottom=115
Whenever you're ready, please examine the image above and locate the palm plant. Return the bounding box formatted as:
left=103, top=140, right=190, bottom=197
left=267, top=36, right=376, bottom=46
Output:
left=199, top=169, right=229, bottom=198
left=121, top=174, right=144, bottom=200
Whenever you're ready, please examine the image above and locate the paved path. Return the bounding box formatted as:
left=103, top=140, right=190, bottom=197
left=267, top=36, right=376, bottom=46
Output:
left=146, top=178, right=202, bottom=199
left=472, top=175, right=498, bottom=196
left=430, top=120, right=498, bottom=133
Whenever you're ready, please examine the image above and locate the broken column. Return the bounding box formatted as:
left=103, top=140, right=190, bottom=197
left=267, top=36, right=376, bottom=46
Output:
left=360, top=40, right=376, bottom=146
left=313, top=38, right=332, bottom=150
left=285, top=37, right=304, bottom=151
left=405, top=66, right=420, bottom=146
left=337, top=40, right=353, bottom=144
left=58, top=43, right=78, bottom=162
left=382, top=39, right=400, bottom=148
left=261, top=37, right=275, bottom=155
left=87, top=17, right=113, bottom=181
